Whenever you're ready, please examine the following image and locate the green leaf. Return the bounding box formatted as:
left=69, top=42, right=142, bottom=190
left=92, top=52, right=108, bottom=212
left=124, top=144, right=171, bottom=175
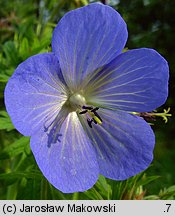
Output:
left=144, top=195, right=159, bottom=200
left=19, top=37, right=30, bottom=60
left=145, top=185, right=175, bottom=200
left=3, top=41, right=21, bottom=66
left=84, top=187, right=104, bottom=200
left=0, top=136, right=30, bottom=160
left=0, top=171, right=42, bottom=184
left=94, top=175, right=111, bottom=199
left=0, top=111, right=14, bottom=131
left=31, top=25, right=52, bottom=54
left=159, top=185, right=175, bottom=200
left=0, top=73, right=10, bottom=83
left=139, top=174, right=160, bottom=187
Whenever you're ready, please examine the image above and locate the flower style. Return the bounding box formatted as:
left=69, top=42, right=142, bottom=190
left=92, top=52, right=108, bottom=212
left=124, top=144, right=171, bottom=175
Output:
left=4, top=3, right=169, bottom=193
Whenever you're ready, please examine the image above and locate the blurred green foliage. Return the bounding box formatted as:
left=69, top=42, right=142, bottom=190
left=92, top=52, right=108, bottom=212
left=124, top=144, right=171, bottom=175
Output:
left=0, top=0, right=174, bottom=200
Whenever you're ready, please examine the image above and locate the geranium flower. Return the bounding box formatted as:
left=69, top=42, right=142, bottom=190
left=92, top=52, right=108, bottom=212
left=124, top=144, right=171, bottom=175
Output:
left=4, top=3, right=169, bottom=193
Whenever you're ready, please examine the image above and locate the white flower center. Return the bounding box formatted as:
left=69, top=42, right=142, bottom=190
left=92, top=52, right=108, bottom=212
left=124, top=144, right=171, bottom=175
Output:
left=68, top=93, right=86, bottom=111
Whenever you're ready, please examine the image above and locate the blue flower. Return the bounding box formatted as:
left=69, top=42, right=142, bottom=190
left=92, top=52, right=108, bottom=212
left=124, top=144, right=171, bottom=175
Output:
left=4, top=3, right=169, bottom=193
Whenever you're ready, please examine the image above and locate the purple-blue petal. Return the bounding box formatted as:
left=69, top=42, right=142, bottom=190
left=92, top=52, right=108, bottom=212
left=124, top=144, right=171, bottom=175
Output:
left=30, top=112, right=99, bottom=193
left=87, top=48, right=169, bottom=112
left=52, top=3, right=128, bottom=89
left=4, top=53, right=67, bottom=136
left=81, top=109, right=155, bottom=180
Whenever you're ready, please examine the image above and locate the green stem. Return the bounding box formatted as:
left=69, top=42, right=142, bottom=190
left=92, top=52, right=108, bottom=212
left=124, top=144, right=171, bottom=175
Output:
left=40, top=178, right=48, bottom=200
left=92, top=188, right=104, bottom=200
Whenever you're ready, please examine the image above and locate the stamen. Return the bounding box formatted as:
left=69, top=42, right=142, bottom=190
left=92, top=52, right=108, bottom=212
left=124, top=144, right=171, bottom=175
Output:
left=87, top=118, right=93, bottom=128
left=91, top=107, right=99, bottom=112
left=80, top=105, right=103, bottom=128
left=79, top=110, right=88, bottom=115
left=82, top=105, right=93, bottom=110
left=92, top=118, right=97, bottom=124
left=93, top=111, right=103, bottom=122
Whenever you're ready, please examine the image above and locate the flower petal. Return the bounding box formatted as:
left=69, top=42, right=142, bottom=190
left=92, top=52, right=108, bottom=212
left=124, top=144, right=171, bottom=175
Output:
left=30, top=112, right=99, bottom=193
left=87, top=48, right=169, bottom=112
left=4, top=53, right=67, bottom=136
left=52, top=3, right=127, bottom=89
left=80, top=109, right=155, bottom=180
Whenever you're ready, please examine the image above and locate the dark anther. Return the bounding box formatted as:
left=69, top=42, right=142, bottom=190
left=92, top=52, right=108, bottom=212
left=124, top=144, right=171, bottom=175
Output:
left=87, top=118, right=98, bottom=128
left=90, top=107, right=102, bottom=122
left=79, top=110, right=88, bottom=115
left=82, top=105, right=93, bottom=110
left=93, top=111, right=103, bottom=122
left=87, top=118, right=93, bottom=128
left=91, top=107, right=99, bottom=112
left=81, top=105, right=103, bottom=128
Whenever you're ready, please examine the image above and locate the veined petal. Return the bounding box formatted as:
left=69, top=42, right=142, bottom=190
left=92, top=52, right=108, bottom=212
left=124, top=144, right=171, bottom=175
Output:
left=4, top=53, right=67, bottom=136
left=30, top=112, right=99, bottom=193
left=86, top=48, right=169, bottom=112
left=80, top=109, right=155, bottom=180
left=52, top=3, right=127, bottom=90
